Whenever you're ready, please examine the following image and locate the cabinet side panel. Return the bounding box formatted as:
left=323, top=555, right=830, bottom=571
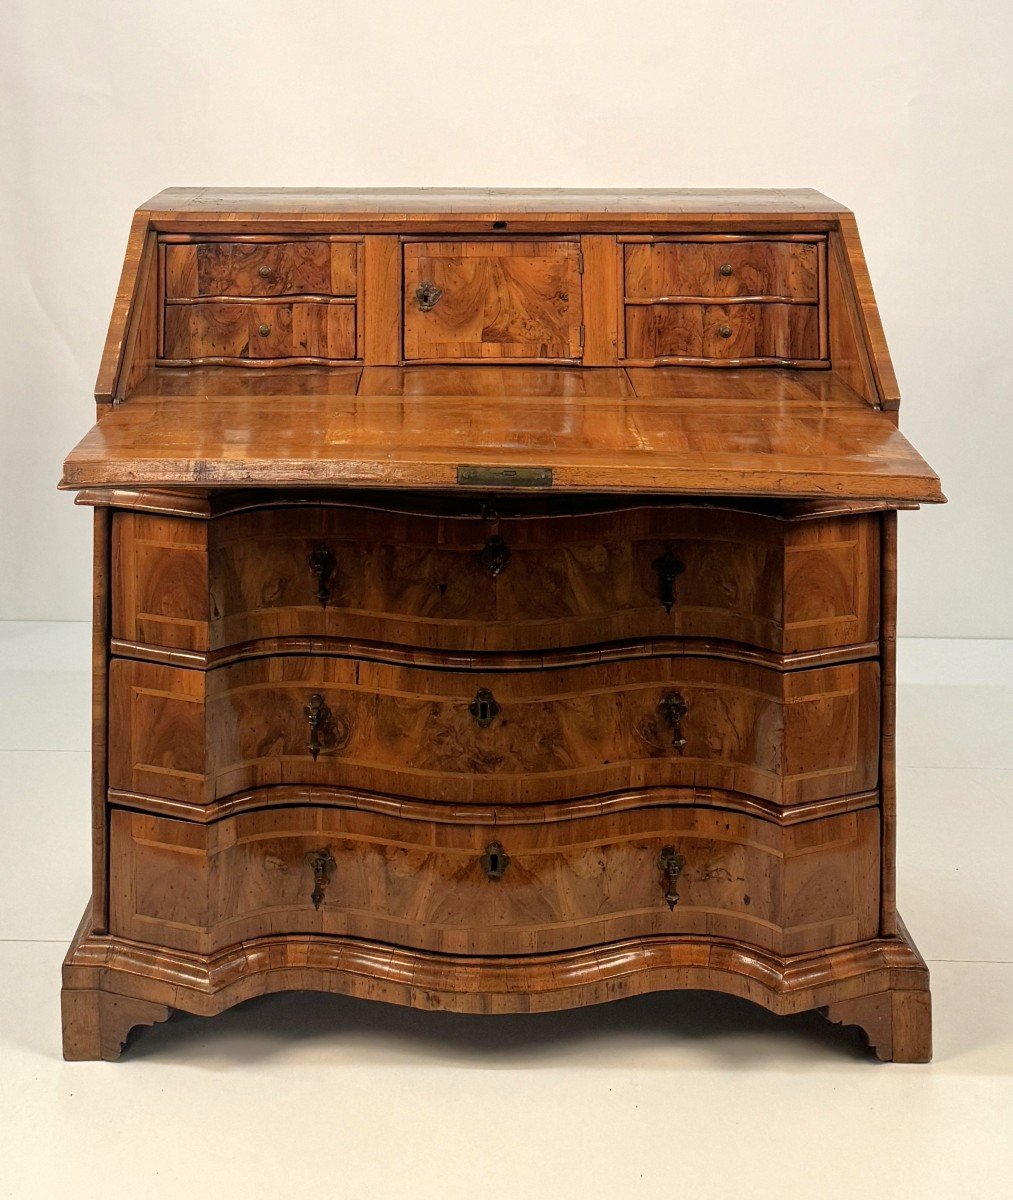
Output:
left=880, top=511, right=898, bottom=935
left=91, top=509, right=112, bottom=932
left=113, top=513, right=209, bottom=651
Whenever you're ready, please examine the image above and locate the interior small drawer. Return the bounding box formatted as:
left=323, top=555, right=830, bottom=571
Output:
left=162, top=300, right=356, bottom=362
left=625, top=302, right=820, bottom=363
left=164, top=239, right=357, bottom=298
left=403, top=240, right=583, bottom=361
left=625, top=239, right=819, bottom=302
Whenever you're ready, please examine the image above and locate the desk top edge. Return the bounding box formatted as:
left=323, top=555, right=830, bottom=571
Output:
left=139, top=187, right=852, bottom=219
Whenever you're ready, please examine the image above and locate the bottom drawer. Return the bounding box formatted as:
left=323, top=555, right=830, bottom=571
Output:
left=162, top=300, right=356, bottom=361
left=625, top=302, right=820, bottom=362
left=109, top=804, right=880, bottom=957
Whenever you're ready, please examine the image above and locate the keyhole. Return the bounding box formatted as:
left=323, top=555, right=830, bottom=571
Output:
left=489, top=851, right=500, bottom=873
left=478, top=700, right=490, bottom=723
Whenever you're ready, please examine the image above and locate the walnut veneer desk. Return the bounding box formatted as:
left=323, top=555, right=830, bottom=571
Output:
left=60, top=188, right=943, bottom=1061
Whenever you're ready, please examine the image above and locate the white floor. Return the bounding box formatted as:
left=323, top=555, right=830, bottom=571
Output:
left=1, top=622, right=1011, bottom=1198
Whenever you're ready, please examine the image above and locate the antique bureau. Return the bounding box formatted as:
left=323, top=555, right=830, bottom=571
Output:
left=60, top=188, right=943, bottom=1061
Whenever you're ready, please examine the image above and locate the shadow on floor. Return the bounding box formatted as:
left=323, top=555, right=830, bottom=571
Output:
left=122, top=987, right=876, bottom=1068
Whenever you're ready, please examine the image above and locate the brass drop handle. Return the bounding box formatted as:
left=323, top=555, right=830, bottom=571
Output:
left=658, top=845, right=685, bottom=910
left=469, top=688, right=500, bottom=728
left=304, top=693, right=330, bottom=761
left=480, top=841, right=510, bottom=881
left=718, top=324, right=733, bottom=339
left=719, top=263, right=733, bottom=277
left=309, top=543, right=337, bottom=607
left=258, top=264, right=274, bottom=279
left=258, top=322, right=272, bottom=337
left=477, top=535, right=511, bottom=577
left=416, top=281, right=443, bottom=311
left=305, top=848, right=336, bottom=910
left=651, top=551, right=685, bottom=614
left=658, top=691, right=688, bottom=754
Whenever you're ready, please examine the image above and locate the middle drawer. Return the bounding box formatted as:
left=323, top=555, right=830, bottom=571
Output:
left=108, top=655, right=880, bottom=808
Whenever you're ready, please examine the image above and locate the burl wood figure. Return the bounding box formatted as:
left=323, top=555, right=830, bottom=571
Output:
left=60, top=189, right=942, bottom=1062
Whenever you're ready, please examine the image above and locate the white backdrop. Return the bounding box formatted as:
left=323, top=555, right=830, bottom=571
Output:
left=2, top=0, right=1010, bottom=635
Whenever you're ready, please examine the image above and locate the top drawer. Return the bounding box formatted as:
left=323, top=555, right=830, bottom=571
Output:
left=403, top=240, right=583, bottom=361
left=624, top=239, right=820, bottom=302
left=111, top=502, right=880, bottom=659
left=164, top=240, right=358, bottom=298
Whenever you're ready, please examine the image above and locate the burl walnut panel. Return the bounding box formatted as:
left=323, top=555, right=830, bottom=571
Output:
left=162, top=300, right=356, bottom=363
left=164, top=240, right=358, bottom=299
left=403, top=240, right=583, bottom=361
left=624, top=240, right=821, bottom=303
left=111, top=504, right=879, bottom=656
left=625, top=303, right=821, bottom=364
left=109, top=804, right=880, bottom=956
left=108, top=655, right=879, bottom=808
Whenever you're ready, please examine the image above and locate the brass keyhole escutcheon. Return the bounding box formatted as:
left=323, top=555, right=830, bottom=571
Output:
left=652, top=550, right=685, bottom=614
left=309, top=543, right=337, bottom=607
left=304, top=693, right=331, bottom=761
left=481, top=841, right=510, bottom=881
left=658, top=691, right=688, bottom=753
left=469, top=688, right=500, bottom=729
left=305, top=848, right=336, bottom=910
left=658, top=845, right=685, bottom=910
left=416, top=281, right=443, bottom=311
left=478, top=535, right=511, bottom=577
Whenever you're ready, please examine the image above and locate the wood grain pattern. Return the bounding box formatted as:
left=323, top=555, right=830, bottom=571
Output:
left=89, top=509, right=111, bottom=932
left=60, top=386, right=943, bottom=501
left=107, top=655, right=879, bottom=808
left=837, top=214, right=900, bottom=409
left=823, top=986, right=931, bottom=1061
left=580, top=235, right=620, bottom=364
left=403, top=241, right=582, bottom=361
left=363, top=235, right=401, bottom=363
left=95, top=212, right=151, bottom=401
left=111, top=503, right=879, bottom=656
left=109, top=803, right=879, bottom=956
left=625, top=302, right=821, bottom=364
left=162, top=300, right=356, bottom=363
left=61, top=913, right=930, bottom=1059
left=624, top=239, right=820, bottom=303
left=163, top=239, right=357, bottom=298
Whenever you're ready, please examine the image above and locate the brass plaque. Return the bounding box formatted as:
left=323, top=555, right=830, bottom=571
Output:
left=457, top=465, right=553, bottom=488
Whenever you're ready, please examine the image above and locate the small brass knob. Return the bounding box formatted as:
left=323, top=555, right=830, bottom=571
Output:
left=718, top=324, right=733, bottom=338
left=258, top=265, right=274, bottom=279
left=258, top=323, right=271, bottom=337
left=719, top=263, right=733, bottom=277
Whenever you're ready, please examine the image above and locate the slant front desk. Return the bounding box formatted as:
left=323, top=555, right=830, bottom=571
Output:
left=60, top=189, right=943, bottom=1061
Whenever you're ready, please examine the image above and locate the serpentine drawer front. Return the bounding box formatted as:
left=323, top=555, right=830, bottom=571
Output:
left=108, top=805, right=880, bottom=957
left=108, top=655, right=879, bottom=808
left=60, top=188, right=942, bottom=1062
left=111, top=502, right=879, bottom=657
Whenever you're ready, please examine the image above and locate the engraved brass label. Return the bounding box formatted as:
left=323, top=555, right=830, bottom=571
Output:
left=457, top=466, right=553, bottom=488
